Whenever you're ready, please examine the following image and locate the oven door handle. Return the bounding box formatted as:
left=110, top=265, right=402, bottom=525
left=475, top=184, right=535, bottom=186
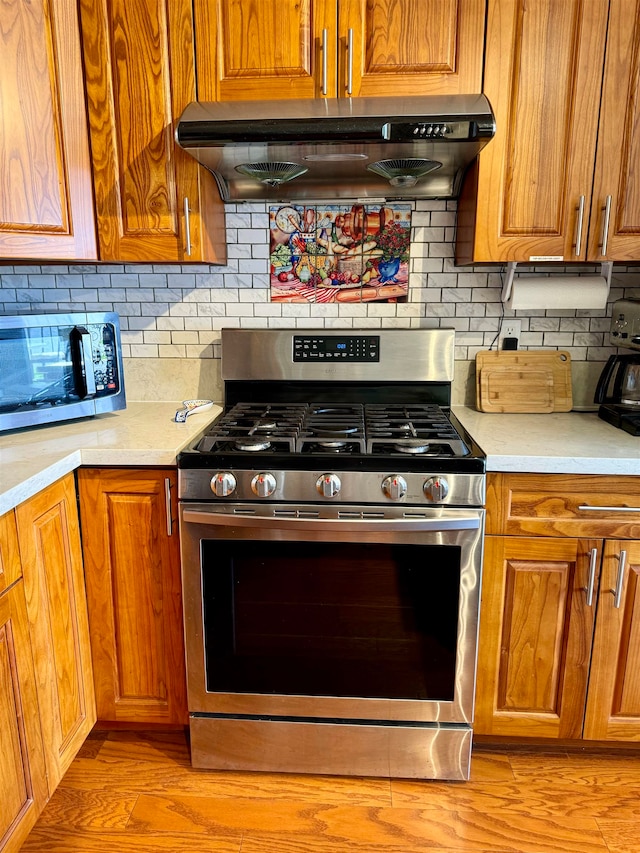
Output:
left=182, top=509, right=481, bottom=533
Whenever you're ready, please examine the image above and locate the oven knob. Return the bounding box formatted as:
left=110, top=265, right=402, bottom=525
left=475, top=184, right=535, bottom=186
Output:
left=381, top=475, right=407, bottom=501
left=251, top=472, right=277, bottom=498
left=423, top=476, right=449, bottom=502
left=316, top=473, right=341, bottom=498
left=210, top=471, right=237, bottom=497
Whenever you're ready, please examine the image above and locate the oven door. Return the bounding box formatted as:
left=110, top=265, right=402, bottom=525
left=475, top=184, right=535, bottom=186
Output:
left=180, top=503, right=484, bottom=726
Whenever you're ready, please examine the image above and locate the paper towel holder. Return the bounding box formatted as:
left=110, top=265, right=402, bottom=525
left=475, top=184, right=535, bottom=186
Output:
left=501, top=261, right=613, bottom=303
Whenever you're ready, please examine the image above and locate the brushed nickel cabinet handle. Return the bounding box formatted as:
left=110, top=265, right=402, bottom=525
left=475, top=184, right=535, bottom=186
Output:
left=184, top=196, right=192, bottom=256
left=600, top=194, right=612, bottom=257
left=321, top=28, right=328, bottom=95
left=574, top=195, right=585, bottom=257
left=578, top=505, right=640, bottom=512
left=612, top=550, right=627, bottom=609
left=584, top=547, right=598, bottom=607
left=165, top=477, right=173, bottom=536
left=346, top=28, right=354, bottom=95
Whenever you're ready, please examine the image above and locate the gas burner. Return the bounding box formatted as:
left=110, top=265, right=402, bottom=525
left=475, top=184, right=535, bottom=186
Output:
left=393, top=442, right=431, bottom=454
left=311, top=405, right=362, bottom=415
left=310, top=425, right=360, bottom=436
left=370, top=441, right=458, bottom=457
left=249, top=420, right=278, bottom=433
left=234, top=438, right=272, bottom=452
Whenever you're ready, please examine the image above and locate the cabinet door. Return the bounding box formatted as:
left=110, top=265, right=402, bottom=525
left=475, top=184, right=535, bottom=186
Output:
left=0, top=511, right=21, bottom=596
left=587, top=0, right=640, bottom=261
left=195, top=0, right=338, bottom=100
left=338, top=0, right=485, bottom=97
left=457, top=0, right=609, bottom=263
left=14, top=474, right=95, bottom=793
left=0, top=582, right=49, bottom=853
left=475, top=536, right=599, bottom=739
left=79, top=0, right=226, bottom=262
left=77, top=469, right=187, bottom=725
left=0, top=0, right=96, bottom=259
left=583, top=540, right=640, bottom=741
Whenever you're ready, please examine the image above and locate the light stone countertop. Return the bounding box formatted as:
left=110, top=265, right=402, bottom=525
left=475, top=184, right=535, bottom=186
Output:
left=452, top=406, right=640, bottom=475
left=0, top=402, right=222, bottom=516
left=1, top=403, right=638, bottom=517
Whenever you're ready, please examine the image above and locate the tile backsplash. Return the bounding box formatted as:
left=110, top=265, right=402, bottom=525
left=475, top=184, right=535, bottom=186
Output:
left=2, top=200, right=638, bottom=406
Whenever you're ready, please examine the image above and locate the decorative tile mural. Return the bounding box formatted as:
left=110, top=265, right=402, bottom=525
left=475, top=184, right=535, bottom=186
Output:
left=269, top=203, right=411, bottom=303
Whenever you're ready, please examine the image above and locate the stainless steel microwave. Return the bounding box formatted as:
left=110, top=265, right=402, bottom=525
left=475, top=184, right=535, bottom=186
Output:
left=0, top=311, right=126, bottom=432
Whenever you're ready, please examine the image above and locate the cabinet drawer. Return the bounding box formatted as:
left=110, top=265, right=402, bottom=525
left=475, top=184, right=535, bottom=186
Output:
left=487, top=473, right=640, bottom=538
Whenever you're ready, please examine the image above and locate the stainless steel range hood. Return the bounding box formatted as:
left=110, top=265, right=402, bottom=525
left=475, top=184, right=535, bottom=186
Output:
left=175, top=95, right=495, bottom=202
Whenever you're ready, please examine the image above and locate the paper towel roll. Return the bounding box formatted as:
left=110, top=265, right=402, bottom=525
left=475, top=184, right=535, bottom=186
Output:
left=506, top=275, right=609, bottom=310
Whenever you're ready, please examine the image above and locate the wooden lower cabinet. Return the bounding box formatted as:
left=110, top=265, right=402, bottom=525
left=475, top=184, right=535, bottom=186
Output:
left=77, top=468, right=187, bottom=725
left=475, top=536, right=597, bottom=739
left=14, top=475, right=97, bottom=791
left=583, top=540, right=640, bottom=741
left=0, top=580, right=48, bottom=853
left=476, top=473, right=640, bottom=743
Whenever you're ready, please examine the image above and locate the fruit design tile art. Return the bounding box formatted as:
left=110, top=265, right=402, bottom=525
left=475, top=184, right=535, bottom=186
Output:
left=269, top=203, right=411, bottom=303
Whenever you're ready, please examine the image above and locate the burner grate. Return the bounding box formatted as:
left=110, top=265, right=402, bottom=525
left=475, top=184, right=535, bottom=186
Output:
left=296, top=403, right=366, bottom=453
left=195, top=402, right=307, bottom=453
left=364, top=404, right=469, bottom=456
left=192, top=401, right=470, bottom=459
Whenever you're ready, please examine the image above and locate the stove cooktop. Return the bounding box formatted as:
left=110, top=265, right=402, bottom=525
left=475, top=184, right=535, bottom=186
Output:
left=179, top=402, right=485, bottom=474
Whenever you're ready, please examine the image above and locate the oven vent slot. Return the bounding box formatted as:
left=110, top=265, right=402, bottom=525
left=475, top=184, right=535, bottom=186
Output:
left=403, top=512, right=428, bottom=518
left=273, top=509, right=321, bottom=518
left=233, top=508, right=256, bottom=514
left=338, top=511, right=385, bottom=519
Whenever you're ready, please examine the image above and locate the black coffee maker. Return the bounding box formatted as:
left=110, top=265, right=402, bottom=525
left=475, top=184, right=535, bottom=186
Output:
left=595, top=299, right=640, bottom=435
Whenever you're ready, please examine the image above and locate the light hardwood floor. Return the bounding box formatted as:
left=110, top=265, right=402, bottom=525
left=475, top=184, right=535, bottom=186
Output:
left=20, top=730, right=640, bottom=853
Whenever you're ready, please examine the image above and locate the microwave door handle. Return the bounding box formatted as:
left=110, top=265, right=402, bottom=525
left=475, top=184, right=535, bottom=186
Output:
left=72, top=326, right=97, bottom=397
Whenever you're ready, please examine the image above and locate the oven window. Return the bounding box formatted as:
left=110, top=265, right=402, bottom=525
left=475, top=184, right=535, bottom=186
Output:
left=201, top=540, right=460, bottom=701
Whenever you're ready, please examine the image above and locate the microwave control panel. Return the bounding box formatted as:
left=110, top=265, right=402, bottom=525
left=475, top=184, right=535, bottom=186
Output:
left=88, top=322, right=120, bottom=393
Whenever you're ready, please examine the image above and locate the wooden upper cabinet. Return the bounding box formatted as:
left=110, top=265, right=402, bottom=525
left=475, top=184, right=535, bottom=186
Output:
left=583, top=540, right=640, bottom=742
left=78, top=0, right=225, bottom=262
left=0, top=0, right=97, bottom=260
left=339, top=0, right=485, bottom=97
left=588, top=0, right=640, bottom=262
left=194, top=0, right=485, bottom=101
left=195, top=0, right=338, bottom=100
left=457, top=0, right=609, bottom=263
left=14, top=474, right=96, bottom=792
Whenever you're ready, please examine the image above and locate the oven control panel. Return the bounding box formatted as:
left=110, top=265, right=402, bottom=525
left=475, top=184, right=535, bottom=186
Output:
left=293, top=335, right=380, bottom=362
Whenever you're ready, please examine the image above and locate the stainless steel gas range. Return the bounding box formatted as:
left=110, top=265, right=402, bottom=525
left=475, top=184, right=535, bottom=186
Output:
left=178, top=328, right=485, bottom=780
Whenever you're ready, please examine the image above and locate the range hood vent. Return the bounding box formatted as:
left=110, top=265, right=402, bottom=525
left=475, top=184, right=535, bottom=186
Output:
left=366, top=158, right=442, bottom=188
left=235, top=162, right=308, bottom=186
left=175, top=94, right=495, bottom=202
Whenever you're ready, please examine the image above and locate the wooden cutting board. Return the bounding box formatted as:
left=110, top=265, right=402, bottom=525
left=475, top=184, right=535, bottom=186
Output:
left=475, top=350, right=573, bottom=413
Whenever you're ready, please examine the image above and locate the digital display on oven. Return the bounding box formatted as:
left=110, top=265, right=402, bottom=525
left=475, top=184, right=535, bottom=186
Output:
left=293, top=335, right=380, bottom=362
